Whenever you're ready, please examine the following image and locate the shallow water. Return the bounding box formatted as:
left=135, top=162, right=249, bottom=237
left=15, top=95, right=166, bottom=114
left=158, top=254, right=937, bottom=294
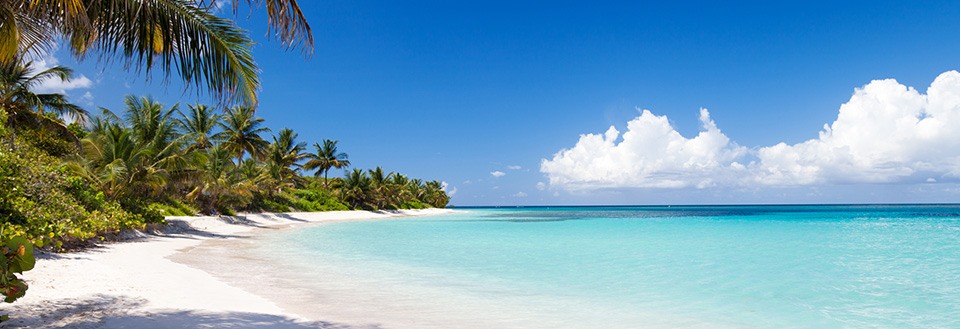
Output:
left=250, top=205, right=960, bottom=328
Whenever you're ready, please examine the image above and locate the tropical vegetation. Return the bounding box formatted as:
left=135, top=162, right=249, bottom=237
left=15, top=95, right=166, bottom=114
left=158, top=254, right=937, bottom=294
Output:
left=1, top=0, right=313, bottom=105
left=1, top=89, right=449, bottom=249
left=0, top=0, right=450, bottom=321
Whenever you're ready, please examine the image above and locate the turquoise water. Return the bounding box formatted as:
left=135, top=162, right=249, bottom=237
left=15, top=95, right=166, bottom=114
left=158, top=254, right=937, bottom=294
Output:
left=260, top=205, right=960, bottom=328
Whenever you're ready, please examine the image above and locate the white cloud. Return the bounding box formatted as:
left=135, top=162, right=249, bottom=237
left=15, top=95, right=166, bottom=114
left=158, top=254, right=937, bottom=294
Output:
left=542, top=71, right=960, bottom=190
left=211, top=0, right=231, bottom=13
left=79, top=91, right=94, bottom=106
left=27, top=51, right=93, bottom=94
left=491, top=170, right=506, bottom=177
left=439, top=181, right=458, bottom=197
left=513, top=192, right=528, bottom=197
left=754, top=72, right=960, bottom=185
left=507, top=165, right=522, bottom=170
left=536, top=182, right=546, bottom=190
left=541, top=108, right=747, bottom=189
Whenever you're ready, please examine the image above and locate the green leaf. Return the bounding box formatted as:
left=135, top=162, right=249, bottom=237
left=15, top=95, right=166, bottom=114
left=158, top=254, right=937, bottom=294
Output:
left=5, top=237, right=34, bottom=273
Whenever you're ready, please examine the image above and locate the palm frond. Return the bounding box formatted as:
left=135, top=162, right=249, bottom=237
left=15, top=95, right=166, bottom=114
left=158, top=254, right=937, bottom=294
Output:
left=76, top=0, right=260, bottom=105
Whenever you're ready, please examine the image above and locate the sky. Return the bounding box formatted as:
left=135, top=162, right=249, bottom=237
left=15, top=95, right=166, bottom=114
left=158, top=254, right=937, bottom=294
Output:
left=36, top=0, right=960, bottom=206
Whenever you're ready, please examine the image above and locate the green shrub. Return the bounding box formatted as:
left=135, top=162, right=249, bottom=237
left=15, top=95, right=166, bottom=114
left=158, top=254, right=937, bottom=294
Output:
left=0, top=140, right=147, bottom=250
left=0, top=234, right=34, bottom=322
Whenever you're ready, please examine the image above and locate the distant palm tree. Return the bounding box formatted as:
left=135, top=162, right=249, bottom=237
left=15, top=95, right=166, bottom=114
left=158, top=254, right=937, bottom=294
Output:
left=177, top=103, right=220, bottom=151
left=185, top=144, right=255, bottom=214
left=216, top=105, right=269, bottom=165
left=338, top=168, right=372, bottom=209
left=304, top=139, right=350, bottom=188
left=387, top=173, right=414, bottom=207
left=424, top=180, right=450, bottom=208
left=367, top=166, right=394, bottom=209
left=266, top=128, right=306, bottom=192
left=2, top=0, right=314, bottom=105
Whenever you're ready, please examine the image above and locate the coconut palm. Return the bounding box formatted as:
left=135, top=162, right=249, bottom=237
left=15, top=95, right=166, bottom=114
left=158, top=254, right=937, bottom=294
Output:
left=1, top=0, right=313, bottom=105
left=265, top=128, right=306, bottom=192
left=367, top=167, right=392, bottom=208
left=216, top=105, right=269, bottom=165
left=424, top=180, right=449, bottom=208
left=71, top=100, right=192, bottom=199
left=303, top=139, right=350, bottom=188
left=338, top=168, right=372, bottom=209
left=185, top=144, right=255, bottom=214
left=0, top=56, right=88, bottom=149
left=177, top=103, right=220, bottom=151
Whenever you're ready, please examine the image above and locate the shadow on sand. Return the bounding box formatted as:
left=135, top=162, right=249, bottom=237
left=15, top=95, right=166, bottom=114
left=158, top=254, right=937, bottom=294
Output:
left=1, top=295, right=382, bottom=329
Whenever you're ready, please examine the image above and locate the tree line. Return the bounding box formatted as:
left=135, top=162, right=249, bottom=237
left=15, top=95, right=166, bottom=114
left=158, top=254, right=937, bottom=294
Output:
left=1, top=58, right=450, bottom=251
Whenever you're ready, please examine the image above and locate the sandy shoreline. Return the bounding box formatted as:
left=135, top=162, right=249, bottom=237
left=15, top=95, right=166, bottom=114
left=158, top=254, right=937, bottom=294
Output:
left=0, top=208, right=455, bottom=329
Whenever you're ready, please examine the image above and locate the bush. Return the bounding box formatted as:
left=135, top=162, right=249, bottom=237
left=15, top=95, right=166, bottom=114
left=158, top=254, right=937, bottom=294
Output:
left=147, top=200, right=199, bottom=217
left=0, top=139, right=147, bottom=250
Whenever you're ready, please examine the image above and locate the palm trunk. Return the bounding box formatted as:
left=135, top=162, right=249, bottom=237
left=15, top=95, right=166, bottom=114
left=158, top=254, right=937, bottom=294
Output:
left=323, top=169, right=329, bottom=189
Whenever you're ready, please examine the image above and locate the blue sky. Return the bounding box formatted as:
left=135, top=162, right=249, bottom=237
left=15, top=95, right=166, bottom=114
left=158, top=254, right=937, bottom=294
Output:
left=43, top=1, right=960, bottom=205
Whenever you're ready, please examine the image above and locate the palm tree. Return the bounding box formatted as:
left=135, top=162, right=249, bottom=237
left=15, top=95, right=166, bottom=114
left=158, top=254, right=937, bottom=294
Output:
left=367, top=166, right=393, bottom=209
left=70, top=100, right=191, bottom=199
left=337, top=168, right=372, bottom=209
left=185, top=144, right=255, bottom=214
left=1, top=0, right=314, bottom=105
left=265, top=128, right=306, bottom=192
left=0, top=56, right=88, bottom=148
left=388, top=173, right=413, bottom=206
left=216, top=105, right=269, bottom=165
left=304, top=139, right=350, bottom=188
left=424, top=180, right=450, bottom=208
left=177, top=103, right=220, bottom=151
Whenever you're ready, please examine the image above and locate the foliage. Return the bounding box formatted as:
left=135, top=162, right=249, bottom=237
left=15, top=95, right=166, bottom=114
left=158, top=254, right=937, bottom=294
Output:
left=1, top=0, right=315, bottom=105
left=0, top=234, right=34, bottom=322
left=0, top=137, right=148, bottom=250
left=304, top=139, right=350, bottom=187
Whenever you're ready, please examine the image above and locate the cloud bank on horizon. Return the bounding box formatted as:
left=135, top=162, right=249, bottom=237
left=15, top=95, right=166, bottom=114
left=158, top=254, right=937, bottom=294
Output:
left=542, top=70, right=960, bottom=190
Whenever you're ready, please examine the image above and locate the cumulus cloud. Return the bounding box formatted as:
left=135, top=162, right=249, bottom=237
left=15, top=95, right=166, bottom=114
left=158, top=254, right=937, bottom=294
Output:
left=507, top=165, right=522, bottom=170
left=439, top=181, right=458, bottom=197
left=542, top=70, right=960, bottom=190
left=754, top=72, right=960, bottom=185
left=541, top=108, right=747, bottom=189
left=513, top=192, right=528, bottom=197
left=491, top=171, right=506, bottom=177
left=27, top=51, right=93, bottom=94
left=536, top=182, right=547, bottom=190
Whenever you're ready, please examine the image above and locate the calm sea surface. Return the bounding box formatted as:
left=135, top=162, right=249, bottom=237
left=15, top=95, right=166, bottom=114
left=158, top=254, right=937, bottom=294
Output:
left=256, top=205, right=960, bottom=328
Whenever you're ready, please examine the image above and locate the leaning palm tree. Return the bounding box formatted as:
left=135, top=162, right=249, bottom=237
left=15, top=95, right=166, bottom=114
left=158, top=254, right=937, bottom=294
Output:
left=216, top=105, right=269, bottom=165
left=0, top=56, right=88, bottom=148
left=304, top=139, right=350, bottom=188
left=177, top=103, right=220, bottom=151
left=1, top=0, right=313, bottom=105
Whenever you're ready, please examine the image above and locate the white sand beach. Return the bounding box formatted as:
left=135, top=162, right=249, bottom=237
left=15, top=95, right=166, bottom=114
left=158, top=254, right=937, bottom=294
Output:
left=0, top=209, right=454, bottom=329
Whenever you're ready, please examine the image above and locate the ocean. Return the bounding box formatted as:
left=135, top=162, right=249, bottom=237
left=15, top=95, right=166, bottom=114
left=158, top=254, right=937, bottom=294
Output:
left=253, top=205, right=960, bottom=328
